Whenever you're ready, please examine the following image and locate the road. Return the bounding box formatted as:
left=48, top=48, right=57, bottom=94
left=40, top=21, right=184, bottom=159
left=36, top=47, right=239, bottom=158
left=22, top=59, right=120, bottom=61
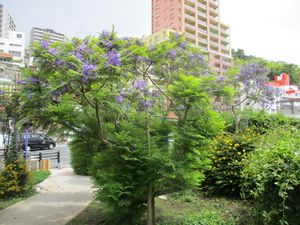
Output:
left=28, top=144, right=71, bottom=168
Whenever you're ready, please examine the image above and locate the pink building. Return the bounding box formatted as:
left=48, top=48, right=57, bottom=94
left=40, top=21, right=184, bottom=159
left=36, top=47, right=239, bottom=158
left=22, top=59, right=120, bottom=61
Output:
left=151, top=0, right=232, bottom=73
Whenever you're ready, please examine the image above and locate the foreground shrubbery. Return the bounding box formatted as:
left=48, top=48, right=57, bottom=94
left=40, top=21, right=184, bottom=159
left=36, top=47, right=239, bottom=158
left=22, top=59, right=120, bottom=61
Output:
left=202, top=129, right=259, bottom=197
left=242, top=125, right=300, bottom=224
left=0, top=151, right=33, bottom=199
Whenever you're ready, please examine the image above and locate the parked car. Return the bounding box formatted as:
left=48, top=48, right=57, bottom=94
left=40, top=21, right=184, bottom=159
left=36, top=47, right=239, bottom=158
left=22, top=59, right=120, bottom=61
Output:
left=18, top=132, right=56, bottom=151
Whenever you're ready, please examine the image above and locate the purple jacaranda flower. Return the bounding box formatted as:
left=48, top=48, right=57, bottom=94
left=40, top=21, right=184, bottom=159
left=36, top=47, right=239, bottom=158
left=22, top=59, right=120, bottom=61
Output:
left=134, top=80, right=147, bottom=92
left=16, top=79, right=25, bottom=84
left=125, top=103, right=130, bottom=108
left=102, top=30, right=110, bottom=37
left=115, top=95, right=124, bottom=103
left=149, top=45, right=156, bottom=52
left=76, top=52, right=84, bottom=61
left=187, top=53, right=195, bottom=60
left=41, top=40, right=49, bottom=49
left=54, top=60, right=65, bottom=66
left=49, top=49, right=57, bottom=55
left=168, top=51, right=176, bottom=57
left=77, top=45, right=87, bottom=52
left=0, top=90, right=5, bottom=94
left=139, top=99, right=154, bottom=109
left=174, top=33, right=180, bottom=39
left=106, top=51, right=121, bottom=67
left=179, top=41, right=187, bottom=48
left=82, top=63, right=97, bottom=76
left=206, top=88, right=212, bottom=93
left=217, top=75, right=225, bottom=80
left=68, top=51, right=75, bottom=55
left=124, top=50, right=131, bottom=56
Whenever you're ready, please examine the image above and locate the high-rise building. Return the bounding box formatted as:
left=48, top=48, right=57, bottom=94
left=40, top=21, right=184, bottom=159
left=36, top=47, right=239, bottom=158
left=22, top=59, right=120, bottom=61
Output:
left=0, top=4, right=16, bottom=38
left=30, top=27, right=65, bottom=45
left=151, top=0, right=232, bottom=73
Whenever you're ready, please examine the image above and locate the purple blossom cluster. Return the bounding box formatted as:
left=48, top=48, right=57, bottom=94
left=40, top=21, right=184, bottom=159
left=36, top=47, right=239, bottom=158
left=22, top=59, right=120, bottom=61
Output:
left=106, top=51, right=121, bottom=67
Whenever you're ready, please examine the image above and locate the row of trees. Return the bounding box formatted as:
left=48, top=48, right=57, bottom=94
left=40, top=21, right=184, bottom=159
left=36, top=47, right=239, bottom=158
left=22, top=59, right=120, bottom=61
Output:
left=232, top=48, right=300, bottom=85
left=0, top=32, right=282, bottom=224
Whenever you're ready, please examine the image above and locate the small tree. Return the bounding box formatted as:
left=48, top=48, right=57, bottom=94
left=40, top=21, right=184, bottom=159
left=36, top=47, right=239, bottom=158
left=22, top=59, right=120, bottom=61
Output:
left=19, top=31, right=228, bottom=224
left=219, top=62, right=282, bottom=131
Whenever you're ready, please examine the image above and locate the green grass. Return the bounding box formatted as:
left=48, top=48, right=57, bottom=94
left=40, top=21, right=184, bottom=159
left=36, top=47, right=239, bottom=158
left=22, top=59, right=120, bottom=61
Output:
left=0, top=170, right=51, bottom=211
left=66, top=192, right=259, bottom=225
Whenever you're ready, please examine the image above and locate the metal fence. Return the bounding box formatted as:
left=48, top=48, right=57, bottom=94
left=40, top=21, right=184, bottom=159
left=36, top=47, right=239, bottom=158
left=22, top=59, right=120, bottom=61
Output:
left=29, top=151, right=60, bottom=164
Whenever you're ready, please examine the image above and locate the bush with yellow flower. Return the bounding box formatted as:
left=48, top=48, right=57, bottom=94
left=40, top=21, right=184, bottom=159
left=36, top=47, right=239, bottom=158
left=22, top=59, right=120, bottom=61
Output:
left=201, top=129, right=259, bottom=197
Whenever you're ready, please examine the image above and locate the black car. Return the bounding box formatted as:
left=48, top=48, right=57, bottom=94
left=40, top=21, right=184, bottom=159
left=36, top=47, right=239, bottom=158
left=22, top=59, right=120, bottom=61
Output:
left=18, top=132, right=56, bottom=151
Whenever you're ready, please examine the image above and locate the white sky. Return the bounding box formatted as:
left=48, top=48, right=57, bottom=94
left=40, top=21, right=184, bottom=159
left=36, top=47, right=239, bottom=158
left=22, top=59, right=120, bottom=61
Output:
left=2, top=0, right=300, bottom=65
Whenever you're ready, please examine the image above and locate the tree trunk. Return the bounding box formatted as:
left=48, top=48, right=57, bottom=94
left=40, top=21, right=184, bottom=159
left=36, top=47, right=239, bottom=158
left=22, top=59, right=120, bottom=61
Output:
left=147, top=184, right=155, bottom=225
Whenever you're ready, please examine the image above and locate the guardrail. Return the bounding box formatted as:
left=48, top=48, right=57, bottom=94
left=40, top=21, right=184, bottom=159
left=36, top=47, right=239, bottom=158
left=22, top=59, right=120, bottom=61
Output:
left=29, top=151, right=60, bottom=164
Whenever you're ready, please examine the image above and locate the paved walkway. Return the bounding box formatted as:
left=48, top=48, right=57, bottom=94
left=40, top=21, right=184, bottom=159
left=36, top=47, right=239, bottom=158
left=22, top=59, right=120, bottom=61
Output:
left=0, top=167, right=94, bottom=225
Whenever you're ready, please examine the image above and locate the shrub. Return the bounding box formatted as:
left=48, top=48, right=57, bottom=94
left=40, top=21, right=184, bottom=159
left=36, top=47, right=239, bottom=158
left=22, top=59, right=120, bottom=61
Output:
left=0, top=156, right=33, bottom=199
left=242, top=125, right=300, bottom=224
left=69, top=137, right=103, bottom=175
left=201, top=129, right=259, bottom=197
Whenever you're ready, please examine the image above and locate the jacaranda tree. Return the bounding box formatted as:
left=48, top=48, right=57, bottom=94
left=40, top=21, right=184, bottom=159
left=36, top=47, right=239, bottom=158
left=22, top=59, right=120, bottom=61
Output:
left=18, top=31, right=229, bottom=224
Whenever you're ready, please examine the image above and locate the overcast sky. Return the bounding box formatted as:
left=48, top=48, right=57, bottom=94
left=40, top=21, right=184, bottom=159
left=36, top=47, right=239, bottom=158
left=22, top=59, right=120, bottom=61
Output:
left=2, top=0, right=300, bottom=65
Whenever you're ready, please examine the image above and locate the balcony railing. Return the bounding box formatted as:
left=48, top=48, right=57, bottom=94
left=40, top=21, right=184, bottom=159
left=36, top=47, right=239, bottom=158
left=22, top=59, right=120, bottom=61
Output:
left=220, top=28, right=229, bottom=34
left=198, top=2, right=206, bottom=9
left=210, top=40, right=219, bottom=46
left=198, top=28, right=207, bottom=34
left=185, top=13, right=195, bottom=20
left=198, top=11, right=206, bottom=18
left=185, top=23, right=196, bottom=30
left=198, top=37, right=207, bottom=43
left=185, top=32, right=196, bottom=39
left=185, top=5, right=195, bottom=12
left=221, top=44, right=229, bottom=49
left=210, top=16, right=218, bottom=21
left=198, top=20, right=207, bottom=26
left=210, top=24, right=218, bottom=30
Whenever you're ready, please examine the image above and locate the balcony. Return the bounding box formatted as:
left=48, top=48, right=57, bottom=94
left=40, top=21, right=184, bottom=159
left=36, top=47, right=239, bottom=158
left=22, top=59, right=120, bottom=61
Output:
left=198, top=28, right=207, bottom=35
left=198, top=11, right=206, bottom=18
left=210, top=16, right=218, bottom=21
left=185, top=32, right=196, bottom=39
left=210, top=40, right=219, bottom=46
left=185, top=23, right=196, bottom=30
left=185, top=4, right=195, bottom=12
left=185, top=14, right=195, bottom=20
left=197, top=2, right=206, bottom=9
left=198, top=20, right=206, bottom=26
left=221, top=44, right=229, bottom=49
left=209, top=0, right=218, bottom=6
left=210, top=24, right=218, bottom=30
left=222, top=61, right=232, bottom=66
left=220, top=28, right=229, bottom=34
left=198, top=37, right=207, bottom=43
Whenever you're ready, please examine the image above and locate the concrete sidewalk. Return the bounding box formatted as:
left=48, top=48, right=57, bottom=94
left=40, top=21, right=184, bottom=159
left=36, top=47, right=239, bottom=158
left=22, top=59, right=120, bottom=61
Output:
left=0, top=167, right=94, bottom=225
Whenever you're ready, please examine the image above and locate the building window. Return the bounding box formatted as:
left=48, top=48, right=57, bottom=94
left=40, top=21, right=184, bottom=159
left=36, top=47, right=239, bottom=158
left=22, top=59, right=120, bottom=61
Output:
left=9, top=51, right=21, bottom=57
left=10, top=44, right=22, bottom=47
left=16, top=34, right=22, bottom=38
left=156, top=5, right=160, bottom=9
left=164, top=0, right=168, bottom=3
left=165, top=17, right=168, bottom=21
left=0, top=43, right=4, bottom=45
left=170, top=23, right=175, bottom=27
left=156, top=13, right=160, bottom=17
left=170, top=14, right=175, bottom=18
left=155, top=36, right=159, bottom=41
left=149, top=39, right=152, bottom=44
left=165, top=8, right=168, bottom=12
left=156, top=21, right=160, bottom=26
left=170, top=5, right=175, bottom=10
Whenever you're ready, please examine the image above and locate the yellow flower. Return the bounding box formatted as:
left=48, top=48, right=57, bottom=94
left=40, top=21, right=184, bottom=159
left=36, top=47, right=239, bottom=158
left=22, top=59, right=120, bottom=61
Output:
left=229, top=180, right=233, bottom=183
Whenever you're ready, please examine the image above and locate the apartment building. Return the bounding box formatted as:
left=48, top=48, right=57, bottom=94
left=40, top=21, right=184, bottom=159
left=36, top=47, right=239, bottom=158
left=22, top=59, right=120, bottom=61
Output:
left=0, top=30, right=25, bottom=61
left=30, top=27, right=65, bottom=45
left=0, top=4, right=16, bottom=38
left=151, top=0, right=232, bottom=73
